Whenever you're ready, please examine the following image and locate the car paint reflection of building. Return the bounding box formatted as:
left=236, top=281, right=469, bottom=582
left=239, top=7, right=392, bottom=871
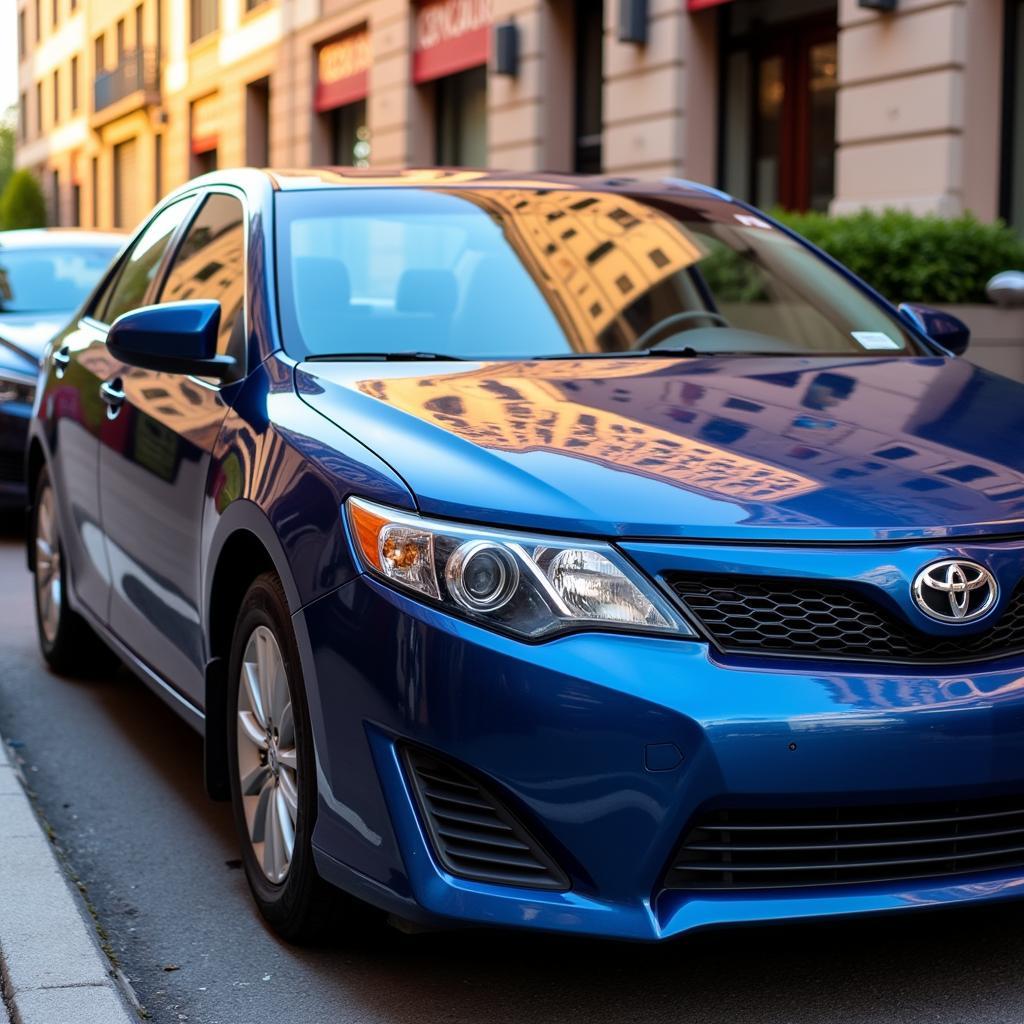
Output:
left=356, top=354, right=1024, bottom=522
left=453, top=189, right=703, bottom=350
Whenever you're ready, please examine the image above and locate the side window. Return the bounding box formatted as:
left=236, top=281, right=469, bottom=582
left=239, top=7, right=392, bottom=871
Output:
left=94, top=197, right=195, bottom=325
left=159, top=192, right=246, bottom=379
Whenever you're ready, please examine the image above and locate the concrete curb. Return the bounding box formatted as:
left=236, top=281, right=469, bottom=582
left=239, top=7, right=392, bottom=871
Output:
left=0, top=737, right=136, bottom=1024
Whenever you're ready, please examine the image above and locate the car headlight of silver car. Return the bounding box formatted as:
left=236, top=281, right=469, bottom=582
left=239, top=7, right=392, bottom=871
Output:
left=0, top=370, right=36, bottom=406
left=346, top=497, right=693, bottom=640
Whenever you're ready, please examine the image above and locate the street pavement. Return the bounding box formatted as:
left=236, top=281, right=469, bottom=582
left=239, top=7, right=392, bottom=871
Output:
left=3, top=519, right=1024, bottom=1024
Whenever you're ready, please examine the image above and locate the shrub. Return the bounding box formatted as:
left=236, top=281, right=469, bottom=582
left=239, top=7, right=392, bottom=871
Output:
left=0, top=170, right=47, bottom=231
left=774, top=208, right=1024, bottom=305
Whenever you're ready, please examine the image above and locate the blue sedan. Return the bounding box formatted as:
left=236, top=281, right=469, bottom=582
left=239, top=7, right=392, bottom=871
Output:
left=26, top=168, right=1024, bottom=942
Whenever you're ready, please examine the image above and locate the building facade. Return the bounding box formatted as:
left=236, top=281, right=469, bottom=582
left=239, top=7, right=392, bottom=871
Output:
left=13, top=0, right=1024, bottom=232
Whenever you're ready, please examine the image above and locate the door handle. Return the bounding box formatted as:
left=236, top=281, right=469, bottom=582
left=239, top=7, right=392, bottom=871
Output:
left=53, top=346, right=70, bottom=379
left=99, top=377, right=125, bottom=419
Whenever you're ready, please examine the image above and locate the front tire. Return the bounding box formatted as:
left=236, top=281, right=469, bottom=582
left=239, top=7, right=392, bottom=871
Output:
left=227, top=571, right=339, bottom=942
left=32, top=465, right=117, bottom=677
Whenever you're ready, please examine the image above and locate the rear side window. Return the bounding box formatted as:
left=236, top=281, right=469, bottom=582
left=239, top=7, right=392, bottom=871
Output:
left=95, top=197, right=194, bottom=325
left=158, top=192, right=246, bottom=379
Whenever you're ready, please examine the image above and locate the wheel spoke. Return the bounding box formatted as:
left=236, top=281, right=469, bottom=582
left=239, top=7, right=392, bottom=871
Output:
left=237, top=710, right=267, bottom=751
left=263, top=787, right=282, bottom=880
left=276, top=702, right=294, bottom=749
left=250, top=776, right=273, bottom=843
left=242, top=662, right=268, bottom=729
left=278, top=768, right=298, bottom=823
left=276, top=787, right=295, bottom=856
left=256, top=630, right=277, bottom=727
left=240, top=763, right=271, bottom=797
left=277, top=746, right=297, bottom=772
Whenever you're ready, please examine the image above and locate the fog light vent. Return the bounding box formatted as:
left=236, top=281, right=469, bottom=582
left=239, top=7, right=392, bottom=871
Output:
left=402, top=747, right=569, bottom=891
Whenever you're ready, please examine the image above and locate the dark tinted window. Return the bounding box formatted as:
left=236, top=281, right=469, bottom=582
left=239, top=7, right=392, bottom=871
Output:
left=159, top=192, right=246, bottom=377
left=96, top=197, right=194, bottom=324
left=0, top=246, right=119, bottom=313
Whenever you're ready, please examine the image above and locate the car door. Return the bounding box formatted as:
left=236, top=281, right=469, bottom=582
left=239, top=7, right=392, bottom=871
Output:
left=99, top=189, right=248, bottom=705
left=48, top=197, right=196, bottom=623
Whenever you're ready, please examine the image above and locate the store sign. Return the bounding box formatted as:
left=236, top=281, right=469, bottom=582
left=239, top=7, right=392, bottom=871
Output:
left=191, top=93, right=219, bottom=154
left=413, top=0, right=491, bottom=84
left=316, top=28, right=371, bottom=112
left=687, top=0, right=732, bottom=9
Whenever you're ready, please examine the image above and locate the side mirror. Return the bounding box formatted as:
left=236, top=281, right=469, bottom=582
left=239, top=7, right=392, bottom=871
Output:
left=986, top=271, right=1024, bottom=308
left=898, top=302, right=971, bottom=356
left=107, top=300, right=236, bottom=379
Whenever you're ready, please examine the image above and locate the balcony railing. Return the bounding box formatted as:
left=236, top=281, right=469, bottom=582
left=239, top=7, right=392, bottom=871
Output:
left=94, top=47, right=159, bottom=113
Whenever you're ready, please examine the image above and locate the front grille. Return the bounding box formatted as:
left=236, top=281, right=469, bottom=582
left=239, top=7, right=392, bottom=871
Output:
left=666, top=796, right=1024, bottom=892
left=666, top=573, right=1024, bottom=664
left=402, top=747, right=569, bottom=891
left=0, top=451, right=23, bottom=483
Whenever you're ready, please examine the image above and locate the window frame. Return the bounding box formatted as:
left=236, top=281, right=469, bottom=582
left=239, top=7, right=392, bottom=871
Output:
left=84, top=192, right=200, bottom=328
left=84, top=185, right=250, bottom=388
left=151, top=186, right=250, bottom=384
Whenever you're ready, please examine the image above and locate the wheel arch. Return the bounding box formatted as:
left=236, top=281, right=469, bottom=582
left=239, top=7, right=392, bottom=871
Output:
left=202, top=501, right=304, bottom=800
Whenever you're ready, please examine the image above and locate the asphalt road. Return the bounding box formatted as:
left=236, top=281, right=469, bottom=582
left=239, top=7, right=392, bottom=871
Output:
left=3, top=519, right=1024, bottom=1024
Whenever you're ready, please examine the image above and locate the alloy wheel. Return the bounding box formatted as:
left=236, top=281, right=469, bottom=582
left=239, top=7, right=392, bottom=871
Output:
left=236, top=625, right=299, bottom=884
left=35, top=482, right=62, bottom=645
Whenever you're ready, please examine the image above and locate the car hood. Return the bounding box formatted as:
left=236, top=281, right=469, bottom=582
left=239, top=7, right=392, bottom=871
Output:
left=0, top=312, right=68, bottom=365
left=296, top=355, right=1024, bottom=542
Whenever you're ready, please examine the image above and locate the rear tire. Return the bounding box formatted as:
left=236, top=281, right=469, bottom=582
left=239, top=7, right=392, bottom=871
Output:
left=32, top=465, right=118, bottom=678
left=226, top=571, right=352, bottom=943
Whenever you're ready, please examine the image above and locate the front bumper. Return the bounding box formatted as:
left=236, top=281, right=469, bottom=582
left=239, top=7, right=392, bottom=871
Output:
left=296, top=573, right=1024, bottom=940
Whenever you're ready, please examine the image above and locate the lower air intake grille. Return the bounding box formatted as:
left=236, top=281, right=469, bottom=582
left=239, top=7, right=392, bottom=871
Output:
left=666, top=796, right=1024, bottom=892
left=402, top=747, right=569, bottom=891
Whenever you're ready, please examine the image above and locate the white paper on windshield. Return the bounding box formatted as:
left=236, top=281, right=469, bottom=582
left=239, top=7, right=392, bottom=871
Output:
left=851, top=331, right=901, bottom=351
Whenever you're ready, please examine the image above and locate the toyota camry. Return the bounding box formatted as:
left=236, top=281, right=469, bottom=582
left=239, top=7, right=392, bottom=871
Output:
left=26, top=168, right=1024, bottom=942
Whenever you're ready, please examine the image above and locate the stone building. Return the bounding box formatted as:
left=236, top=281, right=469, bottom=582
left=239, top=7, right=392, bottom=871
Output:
left=13, top=0, right=1023, bottom=232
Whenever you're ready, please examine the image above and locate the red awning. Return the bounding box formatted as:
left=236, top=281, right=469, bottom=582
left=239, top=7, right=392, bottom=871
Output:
left=315, top=28, right=371, bottom=112
left=413, top=0, right=490, bottom=84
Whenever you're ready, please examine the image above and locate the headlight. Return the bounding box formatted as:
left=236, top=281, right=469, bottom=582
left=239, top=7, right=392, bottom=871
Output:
left=0, top=370, right=36, bottom=406
left=346, top=497, right=693, bottom=640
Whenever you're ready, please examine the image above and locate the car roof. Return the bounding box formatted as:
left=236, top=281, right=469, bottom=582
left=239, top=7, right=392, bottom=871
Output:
left=169, top=167, right=732, bottom=204
left=263, top=167, right=729, bottom=200
left=0, top=227, right=126, bottom=250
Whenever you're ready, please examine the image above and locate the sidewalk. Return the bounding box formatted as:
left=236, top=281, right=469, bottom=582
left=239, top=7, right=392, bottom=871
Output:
left=0, top=737, right=136, bottom=1024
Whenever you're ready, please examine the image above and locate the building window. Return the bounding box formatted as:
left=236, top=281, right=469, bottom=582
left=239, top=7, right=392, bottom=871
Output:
left=116, top=18, right=125, bottom=60
left=91, top=155, right=99, bottom=226
left=35, top=81, right=42, bottom=134
left=112, top=137, right=138, bottom=228
left=246, top=0, right=270, bottom=9
left=330, top=100, right=369, bottom=166
left=52, top=0, right=58, bottom=29
left=1003, top=0, right=1024, bottom=231
left=574, top=0, right=604, bottom=173
left=245, top=77, right=271, bottom=166
left=435, top=66, right=487, bottom=166
left=154, top=133, right=163, bottom=201
left=71, top=182, right=81, bottom=226
left=51, top=169, right=59, bottom=225
left=718, top=0, right=838, bottom=213
left=52, top=68, right=59, bottom=124
left=33, top=0, right=40, bottom=41
left=190, top=0, right=218, bottom=41
left=71, top=55, right=79, bottom=111
left=94, top=33, right=105, bottom=73
left=135, top=4, right=144, bottom=48
left=18, top=11, right=25, bottom=59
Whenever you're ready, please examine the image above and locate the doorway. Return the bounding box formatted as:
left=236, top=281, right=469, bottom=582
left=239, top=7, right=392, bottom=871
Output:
left=719, top=2, right=838, bottom=212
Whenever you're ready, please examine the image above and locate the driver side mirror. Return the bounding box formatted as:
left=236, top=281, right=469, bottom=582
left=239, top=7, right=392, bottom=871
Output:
left=107, top=300, right=236, bottom=379
left=898, top=302, right=970, bottom=356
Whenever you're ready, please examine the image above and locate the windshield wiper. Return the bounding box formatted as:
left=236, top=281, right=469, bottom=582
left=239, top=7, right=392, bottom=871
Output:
left=305, top=351, right=465, bottom=362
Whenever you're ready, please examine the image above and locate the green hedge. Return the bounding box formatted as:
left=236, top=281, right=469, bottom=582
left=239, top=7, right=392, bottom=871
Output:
left=0, top=170, right=46, bottom=231
left=774, top=208, right=1024, bottom=305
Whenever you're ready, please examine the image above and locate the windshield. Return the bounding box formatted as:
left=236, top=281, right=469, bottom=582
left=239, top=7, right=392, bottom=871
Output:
left=0, top=246, right=119, bottom=314
left=275, top=188, right=925, bottom=360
